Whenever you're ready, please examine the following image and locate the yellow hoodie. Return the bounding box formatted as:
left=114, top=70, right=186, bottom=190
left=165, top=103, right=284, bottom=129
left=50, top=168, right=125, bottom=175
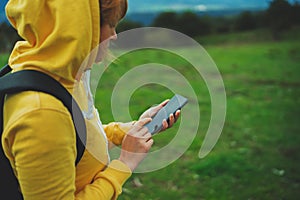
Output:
left=2, top=0, right=132, bottom=199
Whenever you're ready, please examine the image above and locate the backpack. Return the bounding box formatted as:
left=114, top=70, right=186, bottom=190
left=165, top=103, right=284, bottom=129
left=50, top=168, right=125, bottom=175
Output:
left=0, top=64, right=87, bottom=199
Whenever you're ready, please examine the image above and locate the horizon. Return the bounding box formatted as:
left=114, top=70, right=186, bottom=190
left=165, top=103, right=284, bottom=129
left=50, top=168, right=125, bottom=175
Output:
left=1, top=0, right=299, bottom=24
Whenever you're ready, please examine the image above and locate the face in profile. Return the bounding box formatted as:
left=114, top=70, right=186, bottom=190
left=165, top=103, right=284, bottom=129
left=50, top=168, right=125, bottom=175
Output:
left=97, top=0, right=127, bottom=62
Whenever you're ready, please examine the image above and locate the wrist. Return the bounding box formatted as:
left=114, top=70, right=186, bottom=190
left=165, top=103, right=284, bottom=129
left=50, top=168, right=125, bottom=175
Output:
left=118, top=157, right=136, bottom=171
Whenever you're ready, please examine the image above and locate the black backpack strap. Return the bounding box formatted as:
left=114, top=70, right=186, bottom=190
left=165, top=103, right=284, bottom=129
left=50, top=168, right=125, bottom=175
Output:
left=0, top=66, right=87, bottom=164
left=0, top=64, right=12, bottom=77
left=0, top=65, right=87, bottom=198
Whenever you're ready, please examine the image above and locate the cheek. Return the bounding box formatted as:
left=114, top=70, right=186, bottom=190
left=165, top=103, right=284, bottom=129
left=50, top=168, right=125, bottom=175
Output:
left=100, top=31, right=107, bottom=43
left=100, top=26, right=108, bottom=42
left=100, top=24, right=116, bottom=43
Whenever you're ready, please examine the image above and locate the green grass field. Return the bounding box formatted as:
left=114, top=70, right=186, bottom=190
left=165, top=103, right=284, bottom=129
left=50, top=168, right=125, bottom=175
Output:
left=1, top=29, right=299, bottom=199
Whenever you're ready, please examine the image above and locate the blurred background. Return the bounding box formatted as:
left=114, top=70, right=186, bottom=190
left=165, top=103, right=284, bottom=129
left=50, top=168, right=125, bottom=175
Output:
left=1, top=0, right=300, bottom=199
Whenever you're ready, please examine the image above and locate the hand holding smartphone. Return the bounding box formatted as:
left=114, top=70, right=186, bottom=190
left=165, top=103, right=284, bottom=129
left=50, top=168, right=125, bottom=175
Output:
left=144, top=94, right=188, bottom=135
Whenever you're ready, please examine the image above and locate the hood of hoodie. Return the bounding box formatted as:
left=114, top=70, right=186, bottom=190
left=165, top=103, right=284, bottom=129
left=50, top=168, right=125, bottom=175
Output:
left=5, top=0, right=100, bottom=85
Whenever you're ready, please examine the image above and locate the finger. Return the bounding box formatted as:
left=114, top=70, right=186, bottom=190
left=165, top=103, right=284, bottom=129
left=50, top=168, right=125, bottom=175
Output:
left=130, top=126, right=150, bottom=139
left=140, top=127, right=150, bottom=136
left=150, top=103, right=164, bottom=115
left=174, top=110, right=181, bottom=122
left=175, top=110, right=181, bottom=117
left=150, top=99, right=170, bottom=116
left=144, top=138, right=154, bottom=151
left=168, top=113, right=175, bottom=127
left=161, top=119, right=168, bottom=131
left=149, top=106, right=160, bottom=117
left=139, top=132, right=151, bottom=140
left=159, top=99, right=169, bottom=107
left=143, top=133, right=152, bottom=141
left=135, top=118, right=152, bottom=128
left=147, top=99, right=170, bottom=118
left=129, top=118, right=152, bottom=135
left=146, top=138, right=154, bottom=146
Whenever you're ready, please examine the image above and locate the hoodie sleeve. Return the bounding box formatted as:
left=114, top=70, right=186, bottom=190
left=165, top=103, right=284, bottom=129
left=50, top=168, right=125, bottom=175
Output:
left=75, top=160, right=131, bottom=200
left=103, top=121, right=136, bottom=145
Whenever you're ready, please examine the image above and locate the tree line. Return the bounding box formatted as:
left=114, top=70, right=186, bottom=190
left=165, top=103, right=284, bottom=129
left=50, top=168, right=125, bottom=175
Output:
left=118, top=0, right=300, bottom=39
left=1, top=0, right=300, bottom=52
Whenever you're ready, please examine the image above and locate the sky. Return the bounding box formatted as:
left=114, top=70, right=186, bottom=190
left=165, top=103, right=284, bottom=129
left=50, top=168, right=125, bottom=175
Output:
left=127, top=0, right=271, bottom=13
left=126, top=0, right=299, bottom=13
left=1, top=0, right=299, bottom=22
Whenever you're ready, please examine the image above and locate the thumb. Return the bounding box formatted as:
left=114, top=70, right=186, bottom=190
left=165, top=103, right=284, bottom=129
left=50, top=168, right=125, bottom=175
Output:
left=159, top=99, right=170, bottom=107
left=150, top=99, right=169, bottom=116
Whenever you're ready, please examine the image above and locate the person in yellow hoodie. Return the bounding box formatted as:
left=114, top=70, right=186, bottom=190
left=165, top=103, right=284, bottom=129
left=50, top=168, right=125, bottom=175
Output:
left=2, top=0, right=180, bottom=199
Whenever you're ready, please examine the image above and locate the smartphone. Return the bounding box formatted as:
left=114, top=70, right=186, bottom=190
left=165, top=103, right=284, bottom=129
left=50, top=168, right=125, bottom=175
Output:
left=144, top=94, right=188, bottom=135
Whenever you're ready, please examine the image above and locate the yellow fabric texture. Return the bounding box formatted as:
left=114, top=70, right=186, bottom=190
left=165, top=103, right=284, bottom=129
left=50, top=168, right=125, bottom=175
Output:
left=2, top=0, right=132, bottom=199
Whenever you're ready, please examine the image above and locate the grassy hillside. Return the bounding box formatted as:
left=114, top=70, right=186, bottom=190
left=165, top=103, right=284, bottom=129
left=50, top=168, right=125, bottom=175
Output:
left=1, top=29, right=299, bottom=199
left=96, top=29, right=300, bottom=199
left=103, top=33, right=300, bottom=200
